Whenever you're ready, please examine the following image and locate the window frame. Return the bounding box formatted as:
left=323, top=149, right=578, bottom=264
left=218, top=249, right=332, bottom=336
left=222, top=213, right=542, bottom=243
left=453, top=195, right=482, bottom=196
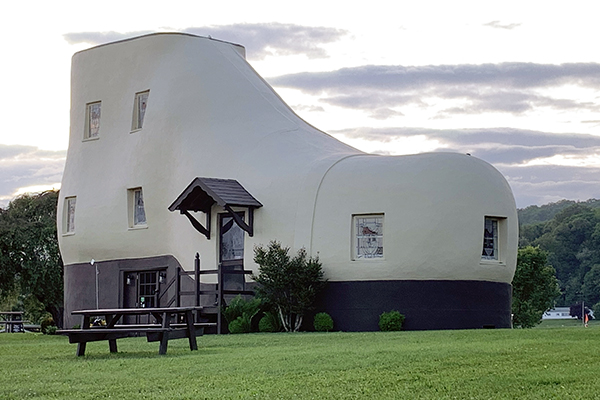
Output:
left=352, top=213, right=384, bottom=261
left=84, top=101, right=101, bottom=140
left=481, top=216, right=506, bottom=263
left=64, top=196, right=77, bottom=235
left=131, top=90, right=149, bottom=132
left=128, top=187, right=147, bottom=229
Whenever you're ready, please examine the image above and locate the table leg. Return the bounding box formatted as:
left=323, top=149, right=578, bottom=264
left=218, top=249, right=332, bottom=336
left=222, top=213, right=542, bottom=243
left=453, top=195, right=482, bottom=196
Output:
left=185, top=310, right=198, bottom=351
left=158, top=311, right=170, bottom=355
left=109, top=339, right=118, bottom=353
left=77, top=342, right=87, bottom=357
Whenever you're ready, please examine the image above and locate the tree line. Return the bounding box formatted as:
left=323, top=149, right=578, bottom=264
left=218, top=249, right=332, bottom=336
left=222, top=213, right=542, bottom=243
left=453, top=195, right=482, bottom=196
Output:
left=0, top=191, right=63, bottom=327
left=519, top=199, right=600, bottom=308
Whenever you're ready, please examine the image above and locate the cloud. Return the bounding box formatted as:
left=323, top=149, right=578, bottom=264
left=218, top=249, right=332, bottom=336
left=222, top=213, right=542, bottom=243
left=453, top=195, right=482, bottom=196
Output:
left=0, top=145, right=65, bottom=207
left=483, top=21, right=522, bottom=30
left=64, top=23, right=348, bottom=60
left=268, top=63, right=600, bottom=118
left=330, top=127, right=600, bottom=207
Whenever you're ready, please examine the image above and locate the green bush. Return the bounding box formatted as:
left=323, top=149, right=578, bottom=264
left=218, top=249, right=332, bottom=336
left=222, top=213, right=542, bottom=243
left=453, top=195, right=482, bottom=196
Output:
left=259, top=311, right=281, bottom=333
left=313, top=312, right=334, bottom=332
left=223, top=295, right=261, bottom=326
left=253, top=241, right=327, bottom=332
left=593, top=302, right=600, bottom=319
left=40, top=315, right=55, bottom=335
left=228, top=315, right=252, bottom=334
left=45, top=325, right=58, bottom=335
left=379, top=310, right=405, bottom=331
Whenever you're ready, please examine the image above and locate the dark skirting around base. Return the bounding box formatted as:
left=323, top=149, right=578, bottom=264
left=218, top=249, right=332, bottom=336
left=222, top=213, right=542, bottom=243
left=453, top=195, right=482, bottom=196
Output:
left=315, top=280, right=512, bottom=331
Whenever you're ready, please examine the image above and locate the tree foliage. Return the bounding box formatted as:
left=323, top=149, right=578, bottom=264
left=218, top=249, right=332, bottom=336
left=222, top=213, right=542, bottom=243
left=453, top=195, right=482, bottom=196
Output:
left=512, top=246, right=560, bottom=328
left=252, top=241, right=326, bottom=332
left=0, top=191, right=63, bottom=327
left=518, top=201, right=600, bottom=306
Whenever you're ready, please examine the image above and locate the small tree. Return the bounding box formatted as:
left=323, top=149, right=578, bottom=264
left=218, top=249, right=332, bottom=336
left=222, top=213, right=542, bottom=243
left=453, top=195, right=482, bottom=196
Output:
left=512, top=246, right=560, bottom=328
left=253, top=241, right=326, bottom=332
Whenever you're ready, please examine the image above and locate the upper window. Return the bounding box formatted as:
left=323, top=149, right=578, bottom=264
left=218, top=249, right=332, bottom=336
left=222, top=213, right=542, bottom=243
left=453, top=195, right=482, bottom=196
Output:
left=132, top=91, right=149, bottom=131
left=128, top=188, right=147, bottom=227
left=353, top=214, right=384, bottom=260
left=482, top=217, right=499, bottom=260
left=84, top=101, right=101, bottom=139
left=65, top=197, right=76, bottom=234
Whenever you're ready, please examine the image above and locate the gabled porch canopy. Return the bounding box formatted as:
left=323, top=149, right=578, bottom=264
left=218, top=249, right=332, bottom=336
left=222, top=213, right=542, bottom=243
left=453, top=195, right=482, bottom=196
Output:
left=168, top=177, right=262, bottom=239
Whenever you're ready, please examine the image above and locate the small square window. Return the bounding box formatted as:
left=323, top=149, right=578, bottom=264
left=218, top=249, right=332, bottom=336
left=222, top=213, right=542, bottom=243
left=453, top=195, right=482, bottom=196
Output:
left=482, top=217, right=499, bottom=260
left=65, top=197, right=76, bottom=233
left=132, top=91, right=149, bottom=131
left=353, top=214, right=384, bottom=260
left=85, top=101, right=101, bottom=139
left=128, top=188, right=147, bottom=227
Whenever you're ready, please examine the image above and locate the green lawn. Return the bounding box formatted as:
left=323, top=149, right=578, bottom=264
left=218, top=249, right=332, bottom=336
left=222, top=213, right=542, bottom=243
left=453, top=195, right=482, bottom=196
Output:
left=1, top=326, right=600, bottom=399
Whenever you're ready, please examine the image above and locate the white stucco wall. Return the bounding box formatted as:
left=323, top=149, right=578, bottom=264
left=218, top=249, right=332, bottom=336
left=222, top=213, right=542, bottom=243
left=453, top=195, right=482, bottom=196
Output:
left=58, top=33, right=518, bottom=285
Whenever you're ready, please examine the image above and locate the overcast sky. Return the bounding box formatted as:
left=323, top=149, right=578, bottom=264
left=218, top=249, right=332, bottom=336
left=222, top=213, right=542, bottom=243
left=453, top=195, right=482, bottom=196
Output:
left=1, top=1, right=599, bottom=208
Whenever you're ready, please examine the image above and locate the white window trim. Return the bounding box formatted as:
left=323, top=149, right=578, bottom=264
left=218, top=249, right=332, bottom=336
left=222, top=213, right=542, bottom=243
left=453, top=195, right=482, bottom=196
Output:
left=352, top=213, right=385, bottom=261
left=84, top=101, right=101, bottom=141
left=131, top=90, right=149, bottom=132
left=127, top=187, right=148, bottom=229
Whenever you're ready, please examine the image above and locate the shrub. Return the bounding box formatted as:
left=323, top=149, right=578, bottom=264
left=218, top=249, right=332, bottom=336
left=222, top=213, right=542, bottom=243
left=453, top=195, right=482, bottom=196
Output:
left=228, top=315, right=252, bottom=334
left=593, top=302, right=600, bottom=320
left=259, top=311, right=282, bottom=333
left=253, top=241, right=326, bottom=332
left=223, top=295, right=262, bottom=333
left=313, top=312, right=334, bottom=332
left=379, top=310, right=405, bottom=331
left=40, top=315, right=55, bottom=334
left=45, top=325, right=58, bottom=335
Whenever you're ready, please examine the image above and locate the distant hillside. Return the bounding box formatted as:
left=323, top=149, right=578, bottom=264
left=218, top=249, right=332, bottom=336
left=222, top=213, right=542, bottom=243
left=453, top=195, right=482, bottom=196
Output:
left=517, top=200, right=600, bottom=307
left=518, top=199, right=600, bottom=226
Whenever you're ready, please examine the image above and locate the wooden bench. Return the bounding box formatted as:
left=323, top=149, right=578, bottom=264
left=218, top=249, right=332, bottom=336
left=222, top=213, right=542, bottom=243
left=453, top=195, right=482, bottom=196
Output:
left=58, top=306, right=205, bottom=356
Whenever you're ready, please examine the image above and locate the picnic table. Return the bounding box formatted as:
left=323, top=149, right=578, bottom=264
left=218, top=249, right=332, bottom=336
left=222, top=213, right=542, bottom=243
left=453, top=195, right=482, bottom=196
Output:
left=1, top=311, right=25, bottom=333
left=58, top=306, right=210, bottom=356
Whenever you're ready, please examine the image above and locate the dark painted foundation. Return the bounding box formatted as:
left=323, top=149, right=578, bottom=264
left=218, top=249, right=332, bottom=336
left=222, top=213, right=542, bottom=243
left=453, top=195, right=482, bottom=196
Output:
left=64, top=256, right=197, bottom=329
left=315, top=280, right=512, bottom=331
left=65, top=257, right=512, bottom=331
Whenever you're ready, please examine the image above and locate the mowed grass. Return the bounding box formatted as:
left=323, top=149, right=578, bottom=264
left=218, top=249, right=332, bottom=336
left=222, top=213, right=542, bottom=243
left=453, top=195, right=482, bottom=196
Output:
left=1, top=326, right=600, bottom=399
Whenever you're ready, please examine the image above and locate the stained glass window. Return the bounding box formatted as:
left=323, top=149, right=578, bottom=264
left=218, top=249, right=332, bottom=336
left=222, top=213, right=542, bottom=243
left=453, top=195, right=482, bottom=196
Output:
left=220, top=214, right=245, bottom=261
left=65, top=197, right=76, bottom=233
left=133, top=188, right=146, bottom=226
left=86, top=102, right=101, bottom=139
left=482, top=217, right=498, bottom=260
left=132, top=91, right=149, bottom=130
left=354, top=215, right=384, bottom=259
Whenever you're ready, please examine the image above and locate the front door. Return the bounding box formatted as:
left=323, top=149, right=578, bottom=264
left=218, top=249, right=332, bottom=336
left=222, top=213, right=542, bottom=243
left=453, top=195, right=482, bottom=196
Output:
left=123, top=270, right=163, bottom=323
left=219, top=213, right=245, bottom=292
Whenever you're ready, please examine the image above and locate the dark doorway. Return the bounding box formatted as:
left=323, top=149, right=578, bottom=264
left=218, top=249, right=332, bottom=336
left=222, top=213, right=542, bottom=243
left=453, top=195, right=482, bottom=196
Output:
left=123, top=269, right=165, bottom=323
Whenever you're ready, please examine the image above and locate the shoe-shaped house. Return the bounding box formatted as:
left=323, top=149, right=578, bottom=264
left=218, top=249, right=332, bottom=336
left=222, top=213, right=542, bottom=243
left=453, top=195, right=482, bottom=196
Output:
left=58, top=33, right=518, bottom=331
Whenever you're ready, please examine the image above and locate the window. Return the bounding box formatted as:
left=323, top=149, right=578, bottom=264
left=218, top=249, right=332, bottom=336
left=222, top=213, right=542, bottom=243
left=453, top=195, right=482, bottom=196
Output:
left=65, top=197, right=76, bottom=233
left=128, top=188, right=147, bottom=227
left=84, top=101, right=101, bottom=139
left=482, top=217, right=499, bottom=260
left=132, top=91, right=149, bottom=130
left=353, top=214, right=384, bottom=260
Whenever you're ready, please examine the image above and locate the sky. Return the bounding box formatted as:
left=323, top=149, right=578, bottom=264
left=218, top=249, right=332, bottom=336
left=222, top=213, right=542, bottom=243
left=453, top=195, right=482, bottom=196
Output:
left=1, top=0, right=599, bottom=209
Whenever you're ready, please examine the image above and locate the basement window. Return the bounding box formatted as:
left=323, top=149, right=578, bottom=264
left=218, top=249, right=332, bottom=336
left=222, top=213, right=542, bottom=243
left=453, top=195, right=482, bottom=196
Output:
left=352, top=214, right=384, bottom=260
